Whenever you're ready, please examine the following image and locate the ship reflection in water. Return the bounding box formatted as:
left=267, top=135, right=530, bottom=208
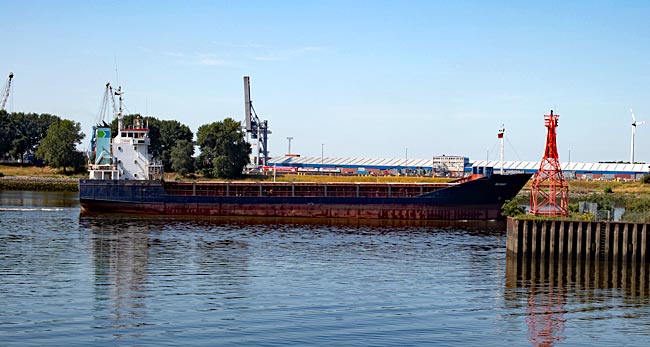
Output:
left=84, top=218, right=150, bottom=331
left=79, top=217, right=253, bottom=337
left=505, top=256, right=650, bottom=347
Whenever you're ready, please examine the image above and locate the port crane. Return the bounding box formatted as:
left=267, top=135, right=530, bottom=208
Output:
left=243, top=76, right=271, bottom=166
left=1, top=72, right=14, bottom=111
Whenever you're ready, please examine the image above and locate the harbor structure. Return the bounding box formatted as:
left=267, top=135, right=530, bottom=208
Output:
left=507, top=218, right=650, bottom=264
left=0, top=72, right=13, bottom=111
left=244, top=76, right=271, bottom=166
left=530, top=110, right=568, bottom=217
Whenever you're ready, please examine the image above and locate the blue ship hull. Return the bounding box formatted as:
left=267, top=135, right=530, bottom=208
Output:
left=79, top=173, right=531, bottom=221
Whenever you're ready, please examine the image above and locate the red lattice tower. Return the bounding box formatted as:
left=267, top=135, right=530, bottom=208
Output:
left=530, top=110, right=568, bottom=217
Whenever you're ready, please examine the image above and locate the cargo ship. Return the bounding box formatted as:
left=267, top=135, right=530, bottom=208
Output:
left=80, top=107, right=531, bottom=221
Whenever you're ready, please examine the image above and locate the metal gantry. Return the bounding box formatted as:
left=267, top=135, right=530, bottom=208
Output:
left=530, top=110, right=569, bottom=217
left=244, top=76, right=270, bottom=166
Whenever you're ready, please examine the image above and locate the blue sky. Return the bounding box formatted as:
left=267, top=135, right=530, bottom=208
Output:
left=1, top=1, right=649, bottom=164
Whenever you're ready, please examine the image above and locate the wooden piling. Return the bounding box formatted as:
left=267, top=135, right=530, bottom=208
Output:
left=640, top=224, right=649, bottom=263
left=558, top=221, right=566, bottom=260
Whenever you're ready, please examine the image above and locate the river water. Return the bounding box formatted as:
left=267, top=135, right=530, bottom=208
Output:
left=1, top=191, right=649, bottom=346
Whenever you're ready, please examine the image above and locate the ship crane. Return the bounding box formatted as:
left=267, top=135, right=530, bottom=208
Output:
left=96, top=82, right=124, bottom=129
left=90, top=82, right=124, bottom=166
left=244, top=76, right=271, bottom=166
left=1, top=72, right=14, bottom=111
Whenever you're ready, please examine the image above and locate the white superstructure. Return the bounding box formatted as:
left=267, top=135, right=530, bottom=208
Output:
left=88, top=84, right=163, bottom=180
left=112, top=117, right=163, bottom=180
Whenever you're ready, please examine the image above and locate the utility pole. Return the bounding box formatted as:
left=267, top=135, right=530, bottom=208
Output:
left=405, top=148, right=408, bottom=176
left=286, top=136, right=293, bottom=155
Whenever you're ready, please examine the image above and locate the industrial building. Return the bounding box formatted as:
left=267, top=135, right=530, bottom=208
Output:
left=266, top=156, right=439, bottom=176
left=266, top=156, right=650, bottom=180
left=266, top=155, right=469, bottom=177
left=472, top=160, right=650, bottom=180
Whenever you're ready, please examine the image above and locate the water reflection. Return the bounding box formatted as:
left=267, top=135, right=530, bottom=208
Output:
left=81, top=218, right=150, bottom=332
left=505, top=256, right=650, bottom=346
left=79, top=213, right=507, bottom=231
left=0, top=190, right=79, bottom=208
left=79, top=216, right=253, bottom=338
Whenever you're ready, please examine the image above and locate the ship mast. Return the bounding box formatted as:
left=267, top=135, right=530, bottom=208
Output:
left=114, top=86, right=124, bottom=133
left=498, top=124, right=505, bottom=175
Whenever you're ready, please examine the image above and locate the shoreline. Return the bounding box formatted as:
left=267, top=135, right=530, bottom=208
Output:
left=0, top=176, right=79, bottom=192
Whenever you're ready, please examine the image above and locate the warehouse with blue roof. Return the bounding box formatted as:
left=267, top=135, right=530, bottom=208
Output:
left=266, top=155, right=650, bottom=180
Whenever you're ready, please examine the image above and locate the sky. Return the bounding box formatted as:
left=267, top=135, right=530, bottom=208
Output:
left=1, top=0, right=649, bottom=164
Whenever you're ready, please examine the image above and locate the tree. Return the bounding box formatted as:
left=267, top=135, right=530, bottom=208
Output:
left=35, top=120, right=85, bottom=174
left=501, top=197, right=526, bottom=217
left=196, top=118, right=251, bottom=178
left=642, top=174, right=650, bottom=184
left=158, top=119, right=193, bottom=171
left=0, top=110, right=12, bottom=156
left=9, top=112, right=61, bottom=162
left=170, top=139, right=195, bottom=175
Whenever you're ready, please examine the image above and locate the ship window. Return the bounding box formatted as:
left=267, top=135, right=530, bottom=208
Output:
left=134, top=174, right=138, bottom=177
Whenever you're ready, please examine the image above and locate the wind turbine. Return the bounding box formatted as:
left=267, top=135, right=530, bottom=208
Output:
left=630, top=108, right=646, bottom=164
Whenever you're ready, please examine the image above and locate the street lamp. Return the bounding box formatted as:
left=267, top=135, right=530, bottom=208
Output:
left=321, top=143, right=324, bottom=165
left=286, top=136, right=293, bottom=155
left=405, top=147, right=408, bottom=176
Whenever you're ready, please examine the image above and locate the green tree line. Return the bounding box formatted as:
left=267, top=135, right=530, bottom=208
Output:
left=1, top=110, right=86, bottom=173
left=2, top=110, right=252, bottom=179
left=0, top=110, right=63, bottom=162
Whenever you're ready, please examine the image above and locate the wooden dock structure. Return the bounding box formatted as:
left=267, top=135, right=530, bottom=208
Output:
left=507, top=218, right=650, bottom=263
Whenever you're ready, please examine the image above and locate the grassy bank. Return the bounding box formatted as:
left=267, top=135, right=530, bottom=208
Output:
left=0, top=176, right=79, bottom=192
left=0, top=165, right=78, bottom=192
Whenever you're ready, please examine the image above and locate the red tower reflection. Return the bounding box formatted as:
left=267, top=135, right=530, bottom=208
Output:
left=525, top=286, right=566, bottom=347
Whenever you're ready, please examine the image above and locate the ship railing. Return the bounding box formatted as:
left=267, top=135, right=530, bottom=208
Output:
left=163, top=182, right=447, bottom=198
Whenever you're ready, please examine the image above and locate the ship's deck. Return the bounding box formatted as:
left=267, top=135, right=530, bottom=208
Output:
left=163, top=181, right=452, bottom=198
